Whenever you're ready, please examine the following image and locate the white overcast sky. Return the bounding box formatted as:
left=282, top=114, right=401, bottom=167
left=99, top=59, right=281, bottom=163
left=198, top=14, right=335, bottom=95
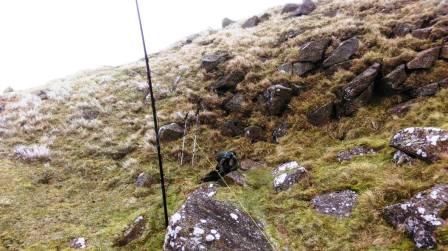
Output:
left=0, top=0, right=296, bottom=91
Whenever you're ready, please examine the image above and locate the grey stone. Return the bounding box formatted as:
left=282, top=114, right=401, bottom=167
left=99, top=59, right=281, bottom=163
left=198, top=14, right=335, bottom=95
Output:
left=393, top=150, right=413, bottom=165
left=163, top=185, right=273, bottom=251
left=113, top=216, right=146, bottom=247
left=242, top=16, right=260, bottom=28
left=312, top=190, right=358, bottom=217
left=211, top=70, right=246, bottom=94
left=159, top=123, right=185, bottom=143
left=223, top=171, right=247, bottom=187
left=323, top=37, right=359, bottom=68
left=292, top=62, right=315, bottom=76
left=244, top=126, right=265, bottom=143
left=220, top=120, right=245, bottom=137
left=289, top=0, right=316, bottom=16
left=70, top=237, right=87, bottom=249
left=336, top=146, right=376, bottom=162
left=407, top=47, right=441, bottom=70
left=272, top=123, right=288, bottom=143
left=390, top=127, right=448, bottom=162
left=262, top=85, right=294, bottom=116
left=383, top=185, right=448, bottom=249
left=380, top=64, right=409, bottom=95
left=307, top=102, right=335, bottom=126
left=272, top=161, right=307, bottom=192
left=223, top=94, right=245, bottom=113
left=135, top=172, right=153, bottom=188
left=222, top=18, right=235, bottom=28
left=201, top=51, right=231, bottom=72
left=408, top=83, right=440, bottom=98
left=392, top=23, right=414, bottom=37
left=281, top=3, right=300, bottom=14
left=297, top=39, right=331, bottom=63
left=412, top=28, right=433, bottom=39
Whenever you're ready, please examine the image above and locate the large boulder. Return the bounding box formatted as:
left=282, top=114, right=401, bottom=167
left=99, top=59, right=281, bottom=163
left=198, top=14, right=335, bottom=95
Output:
left=163, top=185, right=273, bottom=251
left=336, top=146, right=376, bottom=162
left=312, top=190, right=358, bottom=217
left=222, top=18, right=235, bottom=28
left=211, top=70, right=246, bottom=94
left=307, top=102, right=335, bottom=126
left=289, top=0, right=316, bottom=16
left=242, top=16, right=260, bottom=28
left=390, top=127, right=448, bottom=162
left=380, top=64, right=409, bottom=95
left=407, top=47, right=441, bottom=70
left=323, top=37, right=359, bottom=68
left=201, top=52, right=231, bottom=72
left=297, top=38, right=331, bottom=63
left=272, top=161, right=307, bottom=192
left=159, top=123, right=185, bottom=143
left=383, top=185, right=448, bottom=249
left=261, top=85, right=294, bottom=116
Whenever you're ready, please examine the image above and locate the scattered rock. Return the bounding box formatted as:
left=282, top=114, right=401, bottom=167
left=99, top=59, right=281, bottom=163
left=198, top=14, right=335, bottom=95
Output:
left=383, top=185, right=448, bottom=249
left=222, top=171, right=247, bottom=187
left=297, top=39, right=331, bottom=63
left=37, top=90, right=49, bottom=100
left=336, top=146, right=376, bottom=162
left=240, top=159, right=266, bottom=171
left=272, top=162, right=307, bottom=192
left=223, top=94, right=245, bottom=113
left=323, top=37, right=359, bottom=68
left=113, top=216, right=146, bottom=247
left=163, top=185, right=272, bottom=251
left=441, top=45, right=448, bottom=59
left=380, top=64, right=409, bottom=95
left=393, top=150, right=413, bottom=165
left=312, top=190, right=358, bottom=217
left=259, top=13, right=271, bottom=22
left=244, top=126, right=265, bottom=143
left=292, top=62, right=316, bottom=76
left=222, top=18, right=235, bottom=28
left=272, top=123, right=288, bottom=143
left=281, top=3, right=300, bottom=14
left=201, top=52, right=231, bottom=72
left=406, top=47, right=441, bottom=70
left=307, top=102, right=335, bottom=126
left=3, top=87, right=13, bottom=93
left=408, top=83, right=439, bottom=98
left=220, top=120, right=245, bottom=137
left=412, top=27, right=433, bottom=39
left=336, top=63, right=381, bottom=116
left=392, top=23, right=414, bottom=37
left=390, top=127, right=448, bottom=162
left=185, top=34, right=200, bottom=44
left=159, top=123, right=185, bottom=143
left=106, top=145, right=137, bottom=160
left=211, top=70, right=246, bottom=94
left=277, top=29, right=302, bottom=44
left=80, top=106, right=100, bottom=120
left=389, top=99, right=420, bottom=117
left=262, top=85, right=294, bottom=116
left=70, top=237, right=87, bottom=249
left=289, top=0, right=316, bottom=17
left=242, top=16, right=260, bottom=28
left=135, top=172, right=153, bottom=188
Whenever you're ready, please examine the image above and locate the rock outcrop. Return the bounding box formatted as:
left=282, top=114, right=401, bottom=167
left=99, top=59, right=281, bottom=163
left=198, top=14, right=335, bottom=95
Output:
left=383, top=185, right=448, bottom=249
left=380, top=64, right=408, bottom=95
left=323, top=37, right=359, bottom=68
left=164, top=185, right=272, bottom=251
left=159, top=123, right=185, bottom=142
left=272, top=161, right=307, bottom=192
left=312, top=190, right=358, bottom=217
left=390, top=127, right=448, bottom=162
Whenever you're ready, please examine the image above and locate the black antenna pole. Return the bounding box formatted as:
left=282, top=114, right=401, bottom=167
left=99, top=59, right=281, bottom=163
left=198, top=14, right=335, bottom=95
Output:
left=135, top=0, right=169, bottom=228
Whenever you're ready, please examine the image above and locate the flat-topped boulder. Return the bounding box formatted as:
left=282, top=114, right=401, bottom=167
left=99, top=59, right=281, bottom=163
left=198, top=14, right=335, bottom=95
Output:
left=383, top=185, right=448, bottom=249
left=390, top=127, right=448, bottom=162
left=272, top=161, right=307, bottom=192
left=407, top=47, right=441, bottom=69
left=312, top=190, right=358, bottom=217
left=163, top=184, right=273, bottom=251
left=323, top=37, right=359, bottom=68
left=159, top=123, right=184, bottom=142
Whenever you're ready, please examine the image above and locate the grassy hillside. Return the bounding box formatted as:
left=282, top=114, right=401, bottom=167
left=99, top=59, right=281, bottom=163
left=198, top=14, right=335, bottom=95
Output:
left=1, top=0, right=448, bottom=249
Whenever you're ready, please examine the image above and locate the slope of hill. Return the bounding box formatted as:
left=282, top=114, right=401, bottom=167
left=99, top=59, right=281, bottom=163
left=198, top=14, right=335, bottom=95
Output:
left=1, top=0, right=448, bottom=250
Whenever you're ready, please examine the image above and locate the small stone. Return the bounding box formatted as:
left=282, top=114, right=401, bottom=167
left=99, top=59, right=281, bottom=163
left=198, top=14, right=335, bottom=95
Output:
left=412, top=27, right=432, bottom=39
left=135, top=172, right=153, bottom=188
left=406, top=47, right=441, bottom=70
left=441, top=45, right=448, bottom=59
left=307, top=102, right=335, bottom=126
left=261, top=85, right=294, bottom=116
left=278, top=63, right=293, bottom=74
left=272, top=123, right=288, bottom=143
left=281, top=3, right=300, bottom=14
left=201, top=51, right=231, bottom=72
left=240, top=159, right=266, bottom=171
left=272, top=161, right=307, bottom=192
left=292, top=62, right=316, bottom=76
left=223, top=171, right=247, bottom=187
left=380, top=64, right=409, bottom=95
left=242, top=16, right=260, bottom=28
left=388, top=99, right=420, bottom=117
left=392, top=23, right=414, bottom=37
left=223, top=94, right=245, bottom=113
left=393, top=150, right=413, bottom=165
left=312, top=190, right=358, bottom=217
left=408, top=83, right=439, bottom=98
left=80, top=106, right=100, bottom=120
left=289, top=0, right=316, bottom=17
left=3, top=87, right=14, bottom=93
left=220, top=120, right=245, bottom=137
left=113, top=216, right=146, bottom=247
left=210, top=70, right=246, bottom=94
left=323, top=37, right=359, bottom=68
left=336, top=146, right=376, bottom=162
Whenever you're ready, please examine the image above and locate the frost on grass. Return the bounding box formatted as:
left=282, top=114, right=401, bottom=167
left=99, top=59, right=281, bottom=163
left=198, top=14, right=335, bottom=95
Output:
left=13, top=144, right=50, bottom=162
